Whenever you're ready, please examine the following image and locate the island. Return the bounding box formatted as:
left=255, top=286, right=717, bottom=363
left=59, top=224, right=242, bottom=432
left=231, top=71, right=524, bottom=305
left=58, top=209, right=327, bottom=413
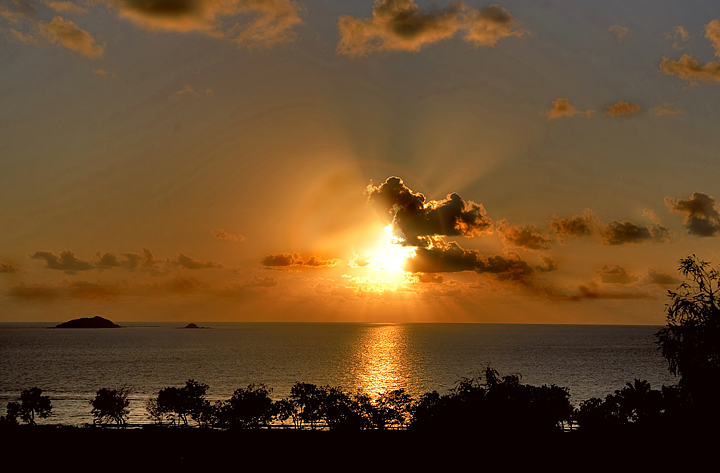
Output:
left=55, top=316, right=120, bottom=329
left=184, top=323, right=200, bottom=329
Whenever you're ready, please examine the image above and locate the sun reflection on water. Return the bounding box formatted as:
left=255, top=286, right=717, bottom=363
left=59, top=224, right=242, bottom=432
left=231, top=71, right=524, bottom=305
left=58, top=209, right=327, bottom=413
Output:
left=349, top=324, right=418, bottom=399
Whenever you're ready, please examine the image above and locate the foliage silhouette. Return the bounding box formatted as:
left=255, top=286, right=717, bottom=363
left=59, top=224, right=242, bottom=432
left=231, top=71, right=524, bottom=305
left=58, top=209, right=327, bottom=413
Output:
left=16, top=387, right=52, bottom=425
left=410, top=367, right=572, bottom=433
left=575, top=380, right=665, bottom=431
left=90, top=386, right=131, bottom=426
left=656, top=255, right=720, bottom=407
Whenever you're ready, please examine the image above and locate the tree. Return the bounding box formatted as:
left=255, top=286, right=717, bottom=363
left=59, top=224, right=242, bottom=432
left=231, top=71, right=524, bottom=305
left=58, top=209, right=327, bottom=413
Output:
left=656, top=255, right=720, bottom=404
left=373, top=389, right=414, bottom=430
left=289, top=382, right=324, bottom=429
left=17, top=387, right=52, bottom=425
left=214, top=384, right=275, bottom=429
left=151, top=379, right=211, bottom=426
left=90, top=386, right=131, bottom=426
left=0, top=402, right=20, bottom=426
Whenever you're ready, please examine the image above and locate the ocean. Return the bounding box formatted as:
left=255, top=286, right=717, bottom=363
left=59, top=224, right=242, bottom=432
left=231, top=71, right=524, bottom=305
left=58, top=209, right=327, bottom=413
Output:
left=0, top=323, right=677, bottom=426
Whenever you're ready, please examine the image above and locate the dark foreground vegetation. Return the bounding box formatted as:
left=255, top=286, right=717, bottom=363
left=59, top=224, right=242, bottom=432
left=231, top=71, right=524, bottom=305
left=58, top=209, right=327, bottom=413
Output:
left=1, top=256, right=718, bottom=467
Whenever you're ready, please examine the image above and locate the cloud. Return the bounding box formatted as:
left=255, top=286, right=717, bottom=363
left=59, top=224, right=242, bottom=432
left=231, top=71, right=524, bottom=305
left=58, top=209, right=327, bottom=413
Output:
left=544, top=97, right=595, bottom=119
left=550, top=209, right=671, bottom=245
left=107, top=0, right=303, bottom=47
left=244, top=276, right=278, bottom=287
left=664, top=25, right=690, bottom=50
left=645, top=268, right=681, bottom=285
left=597, top=264, right=638, bottom=284
left=44, top=1, right=88, bottom=15
left=537, top=255, right=558, bottom=272
left=367, top=176, right=493, bottom=245
left=175, top=85, right=200, bottom=96
left=8, top=282, right=61, bottom=301
left=173, top=253, right=224, bottom=269
left=416, top=272, right=444, bottom=283
left=574, top=283, right=652, bottom=300
left=0, top=0, right=36, bottom=23
left=608, top=24, right=628, bottom=42
left=665, top=192, right=720, bottom=236
left=67, top=280, right=123, bottom=299
left=0, top=261, right=20, bottom=273
left=30, top=250, right=94, bottom=274
left=261, top=253, right=342, bottom=267
left=601, top=220, right=671, bottom=245
left=213, top=228, right=246, bottom=242
left=651, top=104, right=682, bottom=116
left=549, top=209, right=599, bottom=240
left=497, top=219, right=551, bottom=250
left=1, top=1, right=102, bottom=57
left=92, top=68, right=118, bottom=78
left=95, top=252, right=122, bottom=269
left=37, top=16, right=105, bottom=57
left=337, top=1, right=526, bottom=56
left=606, top=100, right=641, bottom=117
left=642, top=209, right=662, bottom=225
left=10, top=28, right=40, bottom=45
left=121, top=248, right=162, bottom=271
left=660, top=19, right=720, bottom=85
left=97, top=248, right=167, bottom=274
left=402, top=237, right=545, bottom=283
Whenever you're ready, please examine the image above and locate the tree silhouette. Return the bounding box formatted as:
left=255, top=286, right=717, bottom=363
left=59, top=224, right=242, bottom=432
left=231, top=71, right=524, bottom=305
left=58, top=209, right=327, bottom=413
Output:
left=90, top=387, right=131, bottom=426
left=656, top=255, right=720, bottom=405
left=17, top=387, right=52, bottom=425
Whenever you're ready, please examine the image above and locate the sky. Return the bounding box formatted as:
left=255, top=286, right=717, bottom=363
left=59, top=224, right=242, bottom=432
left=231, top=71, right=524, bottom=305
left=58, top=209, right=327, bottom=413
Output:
left=1, top=0, right=719, bottom=324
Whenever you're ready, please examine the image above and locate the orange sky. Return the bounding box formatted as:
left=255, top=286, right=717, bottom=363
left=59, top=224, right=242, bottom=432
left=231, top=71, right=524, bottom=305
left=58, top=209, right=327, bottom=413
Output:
left=1, top=0, right=719, bottom=323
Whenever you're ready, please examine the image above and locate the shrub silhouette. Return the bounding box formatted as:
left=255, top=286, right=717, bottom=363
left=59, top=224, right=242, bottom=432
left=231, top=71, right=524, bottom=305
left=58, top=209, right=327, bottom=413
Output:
left=90, top=386, right=131, bottom=426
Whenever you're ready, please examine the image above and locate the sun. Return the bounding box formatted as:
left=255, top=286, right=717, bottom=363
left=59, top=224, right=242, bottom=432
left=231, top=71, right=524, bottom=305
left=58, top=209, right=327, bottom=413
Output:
left=352, top=224, right=416, bottom=282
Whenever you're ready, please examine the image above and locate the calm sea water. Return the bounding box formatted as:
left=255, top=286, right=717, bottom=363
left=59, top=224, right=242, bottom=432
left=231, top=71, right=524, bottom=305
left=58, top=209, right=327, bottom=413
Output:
left=0, top=323, right=677, bottom=425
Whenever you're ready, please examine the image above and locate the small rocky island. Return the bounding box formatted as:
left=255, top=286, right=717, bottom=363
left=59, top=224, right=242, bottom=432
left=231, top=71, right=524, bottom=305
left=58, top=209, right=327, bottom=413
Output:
left=55, top=316, right=120, bottom=328
left=184, top=323, right=200, bottom=329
